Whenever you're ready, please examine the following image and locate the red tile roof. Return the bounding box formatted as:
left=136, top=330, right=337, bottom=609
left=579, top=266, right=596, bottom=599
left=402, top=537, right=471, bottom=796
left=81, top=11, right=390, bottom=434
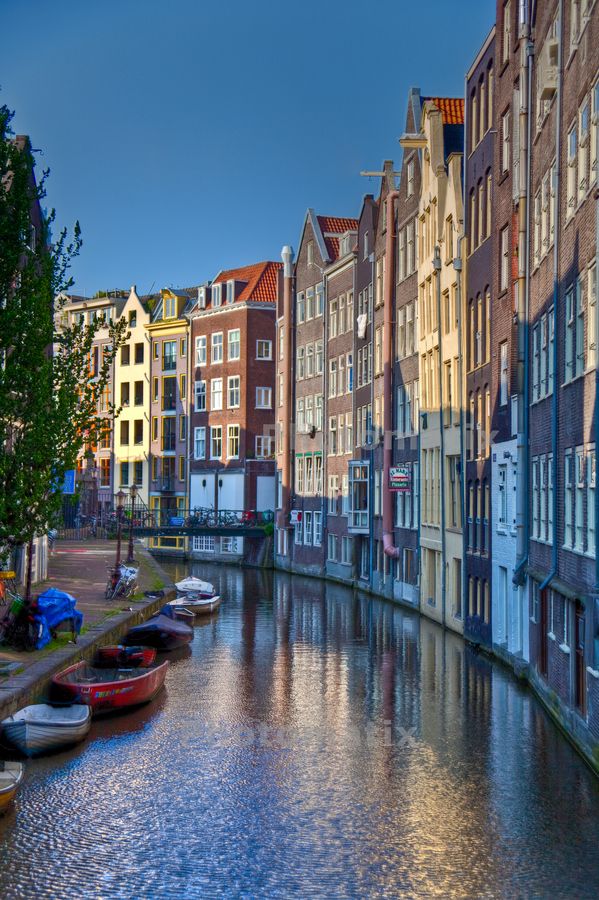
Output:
left=212, top=261, right=282, bottom=303
left=423, top=97, right=465, bottom=125
left=317, top=216, right=359, bottom=235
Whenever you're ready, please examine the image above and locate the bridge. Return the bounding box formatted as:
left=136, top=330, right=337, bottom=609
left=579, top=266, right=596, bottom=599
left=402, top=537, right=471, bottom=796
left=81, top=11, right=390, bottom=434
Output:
left=104, top=507, right=275, bottom=539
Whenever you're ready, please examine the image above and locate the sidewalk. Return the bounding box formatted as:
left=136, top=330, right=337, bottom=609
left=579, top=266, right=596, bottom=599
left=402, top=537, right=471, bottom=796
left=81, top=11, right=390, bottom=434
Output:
left=0, top=540, right=176, bottom=719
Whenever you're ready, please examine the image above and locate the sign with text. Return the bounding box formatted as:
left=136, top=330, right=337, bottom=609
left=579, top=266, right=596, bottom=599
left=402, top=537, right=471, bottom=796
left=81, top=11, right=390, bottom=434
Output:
left=290, top=510, right=303, bottom=525
left=389, top=466, right=410, bottom=492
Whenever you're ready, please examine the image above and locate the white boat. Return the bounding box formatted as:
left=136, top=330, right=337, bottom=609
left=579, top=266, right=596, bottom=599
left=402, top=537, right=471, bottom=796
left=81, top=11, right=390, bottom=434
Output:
left=175, top=576, right=215, bottom=595
left=1, top=704, right=92, bottom=757
left=0, top=761, right=23, bottom=813
left=168, top=594, right=222, bottom=616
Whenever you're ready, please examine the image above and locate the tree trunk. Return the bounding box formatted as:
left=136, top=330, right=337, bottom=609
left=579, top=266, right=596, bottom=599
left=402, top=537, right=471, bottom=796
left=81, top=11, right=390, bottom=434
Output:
left=24, top=537, right=34, bottom=602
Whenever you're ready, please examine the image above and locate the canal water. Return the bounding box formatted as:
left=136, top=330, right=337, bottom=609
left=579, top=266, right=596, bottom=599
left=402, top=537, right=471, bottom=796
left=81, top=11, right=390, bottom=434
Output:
left=1, top=564, right=599, bottom=899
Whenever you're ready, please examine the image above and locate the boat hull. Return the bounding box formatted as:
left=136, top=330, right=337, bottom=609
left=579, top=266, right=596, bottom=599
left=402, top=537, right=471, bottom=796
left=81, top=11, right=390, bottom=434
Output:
left=0, top=763, right=23, bottom=814
left=52, top=661, right=169, bottom=717
left=2, top=707, right=91, bottom=757
left=123, top=615, right=193, bottom=650
left=169, top=595, right=222, bottom=616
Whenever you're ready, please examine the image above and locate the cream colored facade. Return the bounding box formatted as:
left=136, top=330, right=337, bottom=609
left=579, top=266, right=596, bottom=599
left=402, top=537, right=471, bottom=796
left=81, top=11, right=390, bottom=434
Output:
left=415, top=101, right=464, bottom=633
left=113, top=287, right=152, bottom=508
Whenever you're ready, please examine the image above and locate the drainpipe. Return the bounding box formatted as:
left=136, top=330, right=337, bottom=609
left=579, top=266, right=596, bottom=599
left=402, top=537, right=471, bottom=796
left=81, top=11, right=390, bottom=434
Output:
left=369, top=250, right=375, bottom=588
left=539, top=0, right=563, bottom=594
left=383, top=189, right=401, bottom=560
left=595, top=82, right=599, bottom=601
left=513, top=20, right=534, bottom=586
left=453, top=236, right=467, bottom=620
left=433, top=246, right=447, bottom=626
left=279, top=246, right=294, bottom=539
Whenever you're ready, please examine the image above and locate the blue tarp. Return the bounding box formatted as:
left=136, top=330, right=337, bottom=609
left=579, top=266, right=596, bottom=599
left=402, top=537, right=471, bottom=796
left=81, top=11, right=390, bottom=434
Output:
left=34, top=588, right=83, bottom=650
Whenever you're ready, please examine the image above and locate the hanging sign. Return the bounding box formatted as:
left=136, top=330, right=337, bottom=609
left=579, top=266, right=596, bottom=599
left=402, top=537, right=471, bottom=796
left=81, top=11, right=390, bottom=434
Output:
left=389, top=466, right=410, bottom=492
left=290, top=510, right=303, bottom=524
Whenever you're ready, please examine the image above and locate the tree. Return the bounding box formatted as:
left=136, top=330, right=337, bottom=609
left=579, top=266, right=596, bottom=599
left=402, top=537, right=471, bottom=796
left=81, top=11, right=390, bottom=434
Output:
left=0, top=103, right=127, bottom=597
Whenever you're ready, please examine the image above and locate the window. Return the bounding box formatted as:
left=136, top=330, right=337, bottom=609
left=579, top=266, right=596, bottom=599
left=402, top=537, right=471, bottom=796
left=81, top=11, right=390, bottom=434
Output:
left=228, top=376, right=240, bottom=408
left=296, top=291, right=305, bottom=324
left=134, top=381, right=144, bottom=406
left=211, top=378, right=223, bottom=411
left=256, top=434, right=274, bottom=458
left=306, top=343, right=314, bottom=378
left=121, top=344, right=130, bottom=366
left=120, top=382, right=130, bottom=407
left=303, top=511, right=312, bottom=546
left=587, top=263, right=597, bottom=366
left=500, top=225, right=509, bottom=291
left=500, top=341, right=508, bottom=406
left=348, top=463, right=369, bottom=530
left=297, top=346, right=305, bottom=380
left=567, top=124, right=577, bottom=215
left=210, top=426, right=222, bottom=459
left=256, top=339, right=272, bottom=360
left=588, top=448, right=596, bottom=557
left=296, top=398, right=305, bottom=433
left=498, top=465, right=507, bottom=527
left=256, top=386, right=272, bottom=409
left=565, top=280, right=585, bottom=381
left=192, top=535, right=214, bottom=552
left=564, top=450, right=573, bottom=548
left=315, top=340, right=323, bottom=375
left=548, top=453, right=554, bottom=542
left=226, top=280, right=235, bottom=304
left=120, top=420, right=129, bottom=446
left=211, top=332, right=223, bottom=364
left=532, top=457, right=540, bottom=539
left=327, top=533, right=337, bottom=562
left=227, top=424, right=240, bottom=459
left=329, top=359, right=337, bottom=398
left=502, top=0, right=511, bottom=63
left=316, top=283, right=324, bottom=317
left=575, top=447, right=585, bottom=551
left=501, top=110, right=510, bottom=173
left=221, top=537, right=239, bottom=554
left=313, top=511, right=322, bottom=546
left=134, top=420, right=143, bottom=445
left=194, top=380, right=206, bottom=412
left=212, top=284, right=222, bottom=307
left=329, top=298, right=337, bottom=339
left=100, top=458, right=110, bottom=487
left=194, top=427, right=206, bottom=459
left=163, top=340, right=176, bottom=371
left=329, top=417, right=337, bottom=455
left=592, top=80, right=599, bottom=186
left=152, top=417, right=158, bottom=441
left=120, top=462, right=129, bottom=486
left=407, top=160, right=414, bottom=197
left=228, top=329, right=240, bottom=360
left=315, top=395, right=323, bottom=431
left=195, top=336, right=206, bottom=366
left=134, top=342, right=144, bottom=364
left=306, top=287, right=315, bottom=320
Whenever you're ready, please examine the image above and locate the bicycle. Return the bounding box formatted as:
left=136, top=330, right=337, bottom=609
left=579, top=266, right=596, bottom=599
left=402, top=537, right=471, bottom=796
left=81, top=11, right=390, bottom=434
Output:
left=105, top=564, right=138, bottom=602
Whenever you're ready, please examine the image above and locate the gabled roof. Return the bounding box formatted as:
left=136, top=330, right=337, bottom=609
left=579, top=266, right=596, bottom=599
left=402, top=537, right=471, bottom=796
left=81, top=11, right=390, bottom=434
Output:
left=212, top=261, right=282, bottom=303
left=316, top=215, right=359, bottom=261
left=422, top=97, right=464, bottom=125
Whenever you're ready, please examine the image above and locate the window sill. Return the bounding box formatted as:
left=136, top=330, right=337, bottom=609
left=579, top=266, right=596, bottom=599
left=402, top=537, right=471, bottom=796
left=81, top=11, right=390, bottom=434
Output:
left=587, top=667, right=599, bottom=680
left=496, top=526, right=508, bottom=535
left=562, top=373, right=586, bottom=388
left=548, top=631, right=556, bottom=642
left=559, top=643, right=571, bottom=655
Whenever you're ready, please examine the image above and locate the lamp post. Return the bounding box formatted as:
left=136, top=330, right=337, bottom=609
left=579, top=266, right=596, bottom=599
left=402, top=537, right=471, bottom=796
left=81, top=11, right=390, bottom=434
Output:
left=115, top=489, right=126, bottom=569
left=127, top=483, right=138, bottom=564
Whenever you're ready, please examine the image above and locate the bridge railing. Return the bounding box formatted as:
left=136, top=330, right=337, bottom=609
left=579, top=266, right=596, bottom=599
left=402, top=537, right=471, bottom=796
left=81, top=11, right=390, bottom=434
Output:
left=101, top=507, right=275, bottom=531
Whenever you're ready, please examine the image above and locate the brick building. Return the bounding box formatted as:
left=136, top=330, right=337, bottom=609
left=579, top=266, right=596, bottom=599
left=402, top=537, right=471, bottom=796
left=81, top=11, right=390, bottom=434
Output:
left=189, top=263, right=279, bottom=561
left=465, top=29, right=496, bottom=647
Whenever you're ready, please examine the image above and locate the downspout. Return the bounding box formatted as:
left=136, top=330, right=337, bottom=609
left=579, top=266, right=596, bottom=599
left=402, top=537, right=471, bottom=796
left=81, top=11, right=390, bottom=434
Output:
left=539, top=0, right=563, bottom=593
left=433, top=246, right=447, bottom=625
left=453, top=236, right=467, bottom=620
left=383, top=189, right=401, bottom=559
left=369, top=250, right=375, bottom=587
left=279, top=246, right=294, bottom=540
left=513, top=19, right=534, bottom=585
left=595, top=76, right=599, bottom=601
left=322, top=269, right=328, bottom=564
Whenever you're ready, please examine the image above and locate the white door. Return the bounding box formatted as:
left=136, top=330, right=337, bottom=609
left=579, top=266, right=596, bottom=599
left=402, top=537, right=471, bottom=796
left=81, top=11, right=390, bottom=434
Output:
left=256, top=476, right=275, bottom=512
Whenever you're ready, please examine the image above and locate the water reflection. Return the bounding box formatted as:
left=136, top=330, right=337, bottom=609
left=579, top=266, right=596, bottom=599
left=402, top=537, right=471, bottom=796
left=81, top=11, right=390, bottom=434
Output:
left=1, top=563, right=599, bottom=899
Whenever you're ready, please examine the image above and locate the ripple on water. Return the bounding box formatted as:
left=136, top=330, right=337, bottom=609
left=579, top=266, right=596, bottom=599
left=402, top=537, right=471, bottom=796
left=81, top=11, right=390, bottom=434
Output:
left=2, top=564, right=599, bottom=899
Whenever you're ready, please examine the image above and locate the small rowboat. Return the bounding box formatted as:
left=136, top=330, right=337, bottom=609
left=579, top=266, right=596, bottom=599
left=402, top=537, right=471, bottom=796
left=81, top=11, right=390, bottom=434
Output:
left=169, top=594, right=222, bottom=616
left=0, top=761, right=23, bottom=813
left=1, top=704, right=91, bottom=757
left=95, top=646, right=156, bottom=668
left=123, top=610, right=193, bottom=651
left=175, top=576, right=216, bottom=597
left=52, top=660, right=169, bottom=716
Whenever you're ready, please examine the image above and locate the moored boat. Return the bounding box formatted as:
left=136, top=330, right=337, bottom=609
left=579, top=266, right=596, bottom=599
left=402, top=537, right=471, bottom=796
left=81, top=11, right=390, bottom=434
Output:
left=123, top=611, right=193, bottom=651
left=1, top=704, right=91, bottom=757
left=94, top=646, right=156, bottom=668
left=0, top=761, right=23, bottom=813
left=175, top=576, right=216, bottom=597
left=169, top=594, right=222, bottom=616
left=51, top=660, right=169, bottom=716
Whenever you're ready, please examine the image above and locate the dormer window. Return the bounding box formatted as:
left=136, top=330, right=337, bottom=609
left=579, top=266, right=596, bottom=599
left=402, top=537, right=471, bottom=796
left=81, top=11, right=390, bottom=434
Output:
left=129, top=310, right=137, bottom=328
left=164, top=296, right=176, bottom=319
left=226, top=280, right=235, bottom=304
left=212, top=284, right=222, bottom=307
left=340, top=234, right=352, bottom=256
left=198, top=287, right=206, bottom=308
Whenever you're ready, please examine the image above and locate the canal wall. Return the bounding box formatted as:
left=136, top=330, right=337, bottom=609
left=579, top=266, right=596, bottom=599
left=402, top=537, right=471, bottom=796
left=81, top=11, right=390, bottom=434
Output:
left=0, top=548, right=177, bottom=723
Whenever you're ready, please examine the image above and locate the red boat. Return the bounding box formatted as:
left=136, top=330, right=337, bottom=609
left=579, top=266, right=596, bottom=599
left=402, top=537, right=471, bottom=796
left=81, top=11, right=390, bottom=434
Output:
left=51, top=659, right=168, bottom=716
left=94, top=646, right=157, bottom=668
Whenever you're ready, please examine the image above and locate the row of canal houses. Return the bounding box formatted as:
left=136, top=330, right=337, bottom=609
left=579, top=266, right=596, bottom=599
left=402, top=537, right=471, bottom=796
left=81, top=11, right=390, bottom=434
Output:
left=67, top=0, right=599, bottom=765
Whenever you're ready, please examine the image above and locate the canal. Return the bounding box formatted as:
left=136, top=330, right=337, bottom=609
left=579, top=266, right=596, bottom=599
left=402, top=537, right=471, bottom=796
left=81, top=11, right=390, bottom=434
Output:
left=2, top=563, right=599, bottom=898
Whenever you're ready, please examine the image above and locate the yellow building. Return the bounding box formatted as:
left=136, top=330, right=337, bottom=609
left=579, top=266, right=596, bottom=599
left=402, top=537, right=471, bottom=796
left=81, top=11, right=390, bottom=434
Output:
left=145, top=288, right=191, bottom=554
left=403, top=97, right=465, bottom=633
left=113, top=286, right=152, bottom=509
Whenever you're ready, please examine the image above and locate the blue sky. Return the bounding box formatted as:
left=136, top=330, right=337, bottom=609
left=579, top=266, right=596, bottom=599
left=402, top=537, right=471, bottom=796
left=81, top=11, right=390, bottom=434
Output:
left=3, top=0, right=493, bottom=295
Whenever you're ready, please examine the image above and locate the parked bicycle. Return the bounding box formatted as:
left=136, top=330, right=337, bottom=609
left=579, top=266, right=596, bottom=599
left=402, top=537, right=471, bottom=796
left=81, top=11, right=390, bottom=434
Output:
left=105, top=563, right=138, bottom=602
left=0, top=588, right=42, bottom=651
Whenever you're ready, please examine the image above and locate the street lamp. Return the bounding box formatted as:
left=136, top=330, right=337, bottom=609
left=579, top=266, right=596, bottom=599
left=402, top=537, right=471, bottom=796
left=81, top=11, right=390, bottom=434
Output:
left=126, top=483, right=138, bottom=565
left=115, top=489, right=126, bottom=569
